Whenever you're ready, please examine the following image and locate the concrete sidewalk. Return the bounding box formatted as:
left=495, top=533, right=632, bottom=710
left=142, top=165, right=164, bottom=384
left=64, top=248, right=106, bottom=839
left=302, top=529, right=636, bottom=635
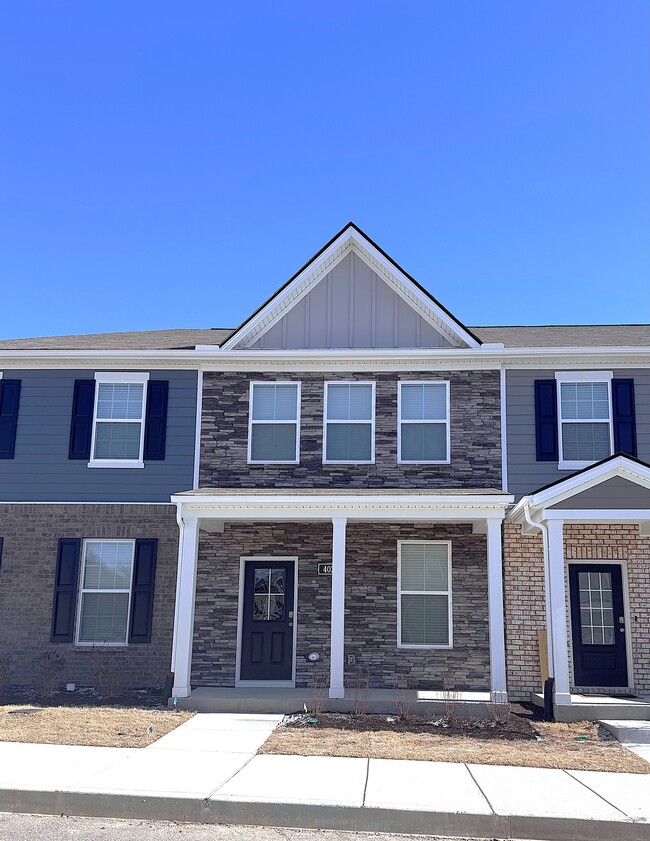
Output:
left=1, top=713, right=649, bottom=841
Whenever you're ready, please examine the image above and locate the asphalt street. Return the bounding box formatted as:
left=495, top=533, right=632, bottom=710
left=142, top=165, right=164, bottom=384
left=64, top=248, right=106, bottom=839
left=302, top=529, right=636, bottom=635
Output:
left=0, top=814, right=481, bottom=841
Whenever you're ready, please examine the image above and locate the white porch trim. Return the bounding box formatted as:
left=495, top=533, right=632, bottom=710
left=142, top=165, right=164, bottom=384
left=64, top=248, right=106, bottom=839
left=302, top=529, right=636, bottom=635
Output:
left=170, top=490, right=513, bottom=702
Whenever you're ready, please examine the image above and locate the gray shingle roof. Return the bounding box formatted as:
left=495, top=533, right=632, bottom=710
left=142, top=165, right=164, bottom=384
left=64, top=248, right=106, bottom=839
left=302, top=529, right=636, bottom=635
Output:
left=0, top=324, right=649, bottom=351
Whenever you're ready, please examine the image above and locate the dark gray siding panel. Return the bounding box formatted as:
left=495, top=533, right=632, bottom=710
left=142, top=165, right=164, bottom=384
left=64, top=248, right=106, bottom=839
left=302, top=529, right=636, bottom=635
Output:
left=0, top=369, right=197, bottom=501
left=506, top=368, right=650, bottom=500
left=550, top=476, right=650, bottom=509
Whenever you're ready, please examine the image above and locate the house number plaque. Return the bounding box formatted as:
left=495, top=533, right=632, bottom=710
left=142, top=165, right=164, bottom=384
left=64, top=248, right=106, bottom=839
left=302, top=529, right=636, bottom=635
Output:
left=317, top=563, right=332, bottom=576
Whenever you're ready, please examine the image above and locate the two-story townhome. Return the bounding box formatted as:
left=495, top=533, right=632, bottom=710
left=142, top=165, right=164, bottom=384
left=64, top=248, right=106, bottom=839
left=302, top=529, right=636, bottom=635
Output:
left=0, top=334, right=222, bottom=692
left=1, top=223, right=649, bottom=722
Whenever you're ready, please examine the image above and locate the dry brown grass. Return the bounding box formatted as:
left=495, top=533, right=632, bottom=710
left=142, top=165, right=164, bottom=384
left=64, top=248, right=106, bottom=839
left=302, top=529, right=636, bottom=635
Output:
left=0, top=704, right=194, bottom=748
left=259, top=712, right=650, bottom=773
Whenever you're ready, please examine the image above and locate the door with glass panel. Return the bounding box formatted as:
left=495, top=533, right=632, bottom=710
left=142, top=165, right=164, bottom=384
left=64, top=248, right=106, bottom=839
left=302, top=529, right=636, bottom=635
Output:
left=568, top=564, right=628, bottom=687
left=240, top=560, right=295, bottom=681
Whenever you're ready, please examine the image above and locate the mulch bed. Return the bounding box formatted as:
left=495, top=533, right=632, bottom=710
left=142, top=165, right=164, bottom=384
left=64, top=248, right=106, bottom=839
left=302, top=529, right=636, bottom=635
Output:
left=259, top=707, right=650, bottom=773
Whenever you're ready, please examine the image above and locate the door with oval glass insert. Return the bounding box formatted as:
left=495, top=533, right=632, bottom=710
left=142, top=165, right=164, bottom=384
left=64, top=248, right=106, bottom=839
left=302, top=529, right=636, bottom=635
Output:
left=569, top=564, right=628, bottom=687
left=240, top=560, right=295, bottom=681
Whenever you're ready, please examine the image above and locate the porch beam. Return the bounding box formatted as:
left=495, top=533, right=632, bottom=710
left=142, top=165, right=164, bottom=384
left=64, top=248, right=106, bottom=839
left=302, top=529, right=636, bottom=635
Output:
left=171, top=512, right=200, bottom=698
left=329, top=516, right=347, bottom=699
left=486, top=518, right=508, bottom=705
left=547, top=519, right=571, bottom=706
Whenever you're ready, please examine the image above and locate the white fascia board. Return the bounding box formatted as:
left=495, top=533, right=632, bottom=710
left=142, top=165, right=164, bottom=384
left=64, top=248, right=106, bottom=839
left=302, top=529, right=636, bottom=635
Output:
left=544, top=508, right=650, bottom=521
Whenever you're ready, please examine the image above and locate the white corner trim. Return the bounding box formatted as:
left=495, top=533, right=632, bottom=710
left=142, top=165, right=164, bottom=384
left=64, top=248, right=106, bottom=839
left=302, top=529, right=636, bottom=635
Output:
left=193, top=369, right=203, bottom=489
left=500, top=367, right=507, bottom=492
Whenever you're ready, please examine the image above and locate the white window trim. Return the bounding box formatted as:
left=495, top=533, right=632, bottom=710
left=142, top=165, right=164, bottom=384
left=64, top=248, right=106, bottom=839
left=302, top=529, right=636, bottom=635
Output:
left=75, top=538, right=136, bottom=647
left=247, top=381, right=301, bottom=465
left=397, top=380, right=450, bottom=465
left=88, top=372, right=149, bottom=469
left=555, top=371, right=614, bottom=471
left=322, top=381, right=376, bottom=465
left=397, top=540, right=453, bottom=650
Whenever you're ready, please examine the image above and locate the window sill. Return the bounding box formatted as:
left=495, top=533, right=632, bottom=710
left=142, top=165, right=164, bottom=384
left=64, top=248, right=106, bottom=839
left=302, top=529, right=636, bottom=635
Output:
left=75, top=642, right=128, bottom=647
left=87, top=461, right=145, bottom=469
left=398, top=460, right=451, bottom=466
left=558, top=460, right=603, bottom=471
left=247, top=460, right=300, bottom=466
left=323, top=460, right=375, bottom=465
left=397, top=643, right=453, bottom=650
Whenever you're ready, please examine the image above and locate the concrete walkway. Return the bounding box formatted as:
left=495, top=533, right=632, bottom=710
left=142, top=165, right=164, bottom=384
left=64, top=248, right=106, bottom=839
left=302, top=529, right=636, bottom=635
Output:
left=1, top=713, right=649, bottom=841
left=602, top=720, right=650, bottom=764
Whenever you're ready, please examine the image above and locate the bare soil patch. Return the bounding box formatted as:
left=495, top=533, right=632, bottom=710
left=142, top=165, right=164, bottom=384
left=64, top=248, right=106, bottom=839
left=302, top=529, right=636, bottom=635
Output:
left=259, top=709, right=649, bottom=773
left=0, top=704, right=194, bottom=748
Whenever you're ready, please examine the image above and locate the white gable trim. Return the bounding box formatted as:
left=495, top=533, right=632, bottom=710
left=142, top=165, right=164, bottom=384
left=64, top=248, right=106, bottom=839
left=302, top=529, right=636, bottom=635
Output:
left=220, top=226, right=481, bottom=351
left=510, top=455, right=650, bottom=522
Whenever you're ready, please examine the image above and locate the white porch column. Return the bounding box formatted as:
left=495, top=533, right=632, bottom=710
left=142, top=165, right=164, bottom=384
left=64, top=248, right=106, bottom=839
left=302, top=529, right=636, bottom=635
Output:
left=171, top=512, right=200, bottom=698
left=329, top=516, right=347, bottom=699
left=486, top=518, right=508, bottom=704
left=547, top=519, right=571, bottom=705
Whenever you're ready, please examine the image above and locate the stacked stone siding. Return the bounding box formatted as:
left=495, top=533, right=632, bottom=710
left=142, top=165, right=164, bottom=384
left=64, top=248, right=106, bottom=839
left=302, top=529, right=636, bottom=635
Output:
left=199, top=370, right=501, bottom=489
left=503, top=521, right=650, bottom=700
left=192, top=522, right=490, bottom=691
left=0, top=504, right=178, bottom=692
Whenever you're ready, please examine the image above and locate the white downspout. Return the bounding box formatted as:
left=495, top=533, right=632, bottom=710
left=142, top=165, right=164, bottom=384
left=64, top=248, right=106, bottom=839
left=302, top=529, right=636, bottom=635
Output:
left=521, top=501, right=554, bottom=679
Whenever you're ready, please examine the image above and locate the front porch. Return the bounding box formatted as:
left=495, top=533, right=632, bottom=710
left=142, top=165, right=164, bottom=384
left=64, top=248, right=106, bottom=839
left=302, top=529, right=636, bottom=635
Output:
left=174, top=686, right=493, bottom=716
left=169, top=488, right=513, bottom=709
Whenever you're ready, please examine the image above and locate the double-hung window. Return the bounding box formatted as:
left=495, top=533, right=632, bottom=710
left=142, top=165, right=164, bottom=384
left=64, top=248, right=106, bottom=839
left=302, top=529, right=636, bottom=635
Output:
left=248, top=382, right=300, bottom=463
left=398, top=381, right=450, bottom=463
left=323, top=382, right=375, bottom=463
left=76, top=540, right=135, bottom=645
left=556, top=372, right=613, bottom=470
left=398, top=541, right=452, bottom=648
left=89, top=372, right=149, bottom=468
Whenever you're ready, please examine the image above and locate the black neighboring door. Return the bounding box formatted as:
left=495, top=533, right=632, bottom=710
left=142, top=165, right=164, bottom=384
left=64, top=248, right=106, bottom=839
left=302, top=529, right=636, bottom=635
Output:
left=240, top=560, right=295, bottom=682
left=569, top=564, right=628, bottom=687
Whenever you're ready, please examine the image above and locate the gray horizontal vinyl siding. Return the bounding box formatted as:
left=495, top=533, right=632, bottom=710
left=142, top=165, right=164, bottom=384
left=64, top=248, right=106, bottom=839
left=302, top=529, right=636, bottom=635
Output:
left=0, top=369, right=197, bottom=502
left=506, top=368, right=650, bottom=500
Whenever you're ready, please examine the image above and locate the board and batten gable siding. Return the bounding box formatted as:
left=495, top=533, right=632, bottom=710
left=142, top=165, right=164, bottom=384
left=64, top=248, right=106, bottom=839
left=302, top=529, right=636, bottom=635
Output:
left=249, top=253, right=455, bottom=350
left=0, top=369, right=197, bottom=502
left=506, top=368, right=650, bottom=500
left=549, top=476, right=650, bottom=509
left=199, top=369, right=502, bottom=489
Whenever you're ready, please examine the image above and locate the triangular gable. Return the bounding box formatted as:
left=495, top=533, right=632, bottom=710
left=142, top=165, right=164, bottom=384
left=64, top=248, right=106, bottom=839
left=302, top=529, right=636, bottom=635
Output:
left=528, top=454, right=650, bottom=510
left=220, top=223, right=481, bottom=351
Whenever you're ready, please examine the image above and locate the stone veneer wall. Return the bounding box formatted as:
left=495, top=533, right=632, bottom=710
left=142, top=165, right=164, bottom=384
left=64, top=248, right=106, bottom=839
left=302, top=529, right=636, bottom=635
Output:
left=0, top=504, right=179, bottom=692
left=199, top=370, right=502, bottom=489
left=192, top=522, right=491, bottom=691
left=503, top=521, right=650, bottom=700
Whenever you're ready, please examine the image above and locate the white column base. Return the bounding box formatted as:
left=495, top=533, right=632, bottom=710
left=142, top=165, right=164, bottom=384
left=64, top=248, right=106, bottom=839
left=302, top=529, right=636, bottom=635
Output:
left=490, top=689, right=508, bottom=705
left=171, top=685, right=191, bottom=699
left=554, top=692, right=572, bottom=706
left=328, top=687, right=345, bottom=700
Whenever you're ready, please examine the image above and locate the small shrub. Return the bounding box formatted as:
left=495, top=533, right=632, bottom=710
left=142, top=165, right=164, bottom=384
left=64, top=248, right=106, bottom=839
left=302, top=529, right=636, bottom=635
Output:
left=306, top=668, right=328, bottom=717
left=489, top=701, right=511, bottom=726
left=393, top=686, right=414, bottom=721
left=91, top=646, right=126, bottom=699
left=351, top=665, right=370, bottom=716
left=442, top=688, right=461, bottom=726
left=33, top=651, right=66, bottom=697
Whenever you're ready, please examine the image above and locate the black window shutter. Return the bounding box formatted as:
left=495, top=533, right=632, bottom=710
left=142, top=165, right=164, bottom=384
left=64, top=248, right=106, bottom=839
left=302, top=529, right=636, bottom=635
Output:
left=612, top=378, right=637, bottom=457
left=69, top=380, right=96, bottom=460
left=143, top=381, right=169, bottom=461
left=0, top=379, right=21, bottom=459
left=128, top=539, right=157, bottom=644
left=51, top=538, right=81, bottom=643
left=535, top=379, right=559, bottom=461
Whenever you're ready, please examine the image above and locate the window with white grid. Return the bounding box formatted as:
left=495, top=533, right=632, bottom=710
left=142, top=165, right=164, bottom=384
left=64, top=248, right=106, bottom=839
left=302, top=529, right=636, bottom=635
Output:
left=323, top=382, right=375, bottom=463
left=248, top=382, right=300, bottom=463
left=556, top=372, right=613, bottom=469
left=90, top=372, right=149, bottom=467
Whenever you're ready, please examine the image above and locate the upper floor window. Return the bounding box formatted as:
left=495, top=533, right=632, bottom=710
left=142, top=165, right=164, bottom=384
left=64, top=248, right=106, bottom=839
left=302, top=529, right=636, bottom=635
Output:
left=398, top=541, right=452, bottom=648
left=89, top=372, right=149, bottom=468
left=556, top=372, right=613, bottom=470
left=248, top=382, right=300, bottom=464
left=398, top=381, right=450, bottom=464
left=77, top=539, right=135, bottom=645
left=323, top=382, right=375, bottom=464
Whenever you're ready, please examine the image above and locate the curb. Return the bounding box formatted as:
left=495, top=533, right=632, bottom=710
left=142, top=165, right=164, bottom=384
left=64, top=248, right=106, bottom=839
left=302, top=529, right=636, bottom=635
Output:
left=0, top=789, right=649, bottom=841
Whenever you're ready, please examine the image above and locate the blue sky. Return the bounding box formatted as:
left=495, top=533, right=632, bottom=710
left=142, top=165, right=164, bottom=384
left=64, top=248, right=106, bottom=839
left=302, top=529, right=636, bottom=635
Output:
left=0, top=1, right=648, bottom=339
